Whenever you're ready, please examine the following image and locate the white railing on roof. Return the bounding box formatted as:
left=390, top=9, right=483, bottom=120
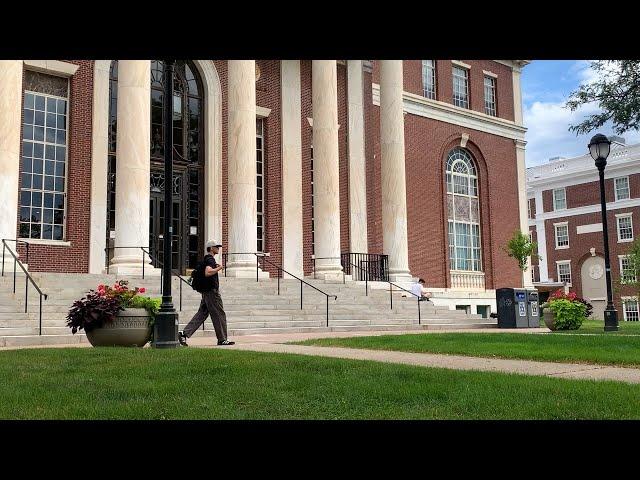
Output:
left=450, top=271, right=485, bottom=290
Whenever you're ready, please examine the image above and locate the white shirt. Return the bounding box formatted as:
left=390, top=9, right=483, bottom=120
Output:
left=411, top=283, right=423, bottom=297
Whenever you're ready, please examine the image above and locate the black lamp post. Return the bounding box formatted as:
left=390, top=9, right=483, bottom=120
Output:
left=588, top=133, right=619, bottom=332
left=152, top=59, right=179, bottom=348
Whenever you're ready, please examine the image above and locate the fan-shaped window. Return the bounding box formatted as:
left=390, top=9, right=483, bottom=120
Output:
left=446, top=148, right=482, bottom=272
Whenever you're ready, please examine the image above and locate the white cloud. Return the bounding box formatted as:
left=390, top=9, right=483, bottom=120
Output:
left=524, top=60, right=638, bottom=166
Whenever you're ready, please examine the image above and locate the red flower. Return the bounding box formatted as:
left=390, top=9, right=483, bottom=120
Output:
left=138, top=287, right=146, bottom=293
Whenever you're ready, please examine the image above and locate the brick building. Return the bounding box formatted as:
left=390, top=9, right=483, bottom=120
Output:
left=0, top=59, right=530, bottom=313
left=527, top=137, right=640, bottom=321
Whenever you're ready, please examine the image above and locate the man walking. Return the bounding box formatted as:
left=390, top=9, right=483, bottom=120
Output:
left=179, top=240, right=235, bottom=347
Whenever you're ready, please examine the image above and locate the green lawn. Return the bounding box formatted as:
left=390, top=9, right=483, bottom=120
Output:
left=293, top=322, right=640, bottom=367
left=1, top=347, right=639, bottom=419
left=554, top=319, right=640, bottom=335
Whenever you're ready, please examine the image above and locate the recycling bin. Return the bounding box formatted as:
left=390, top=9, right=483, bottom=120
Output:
left=526, top=289, right=540, bottom=328
left=496, top=288, right=529, bottom=328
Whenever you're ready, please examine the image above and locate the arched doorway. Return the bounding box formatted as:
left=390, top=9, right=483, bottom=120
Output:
left=106, top=60, right=204, bottom=274
left=581, top=255, right=607, bottom=320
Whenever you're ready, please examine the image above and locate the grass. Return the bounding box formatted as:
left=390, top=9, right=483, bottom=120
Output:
left=293, top=321, right=640, bottom=367
left=554, top=319, right=640, bottom=335
left=1, top=347, right=639, bottom=419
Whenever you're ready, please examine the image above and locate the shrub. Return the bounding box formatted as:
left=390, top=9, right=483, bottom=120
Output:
left=548, top=298, right=587, bottom=330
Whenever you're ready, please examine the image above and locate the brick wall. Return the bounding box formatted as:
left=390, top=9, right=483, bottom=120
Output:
left=16, top=60, right=94, bottom=273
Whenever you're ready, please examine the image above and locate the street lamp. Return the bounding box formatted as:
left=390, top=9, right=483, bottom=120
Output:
left=588, top=133, right=619, bottom=332
left=152, top=59, right=179, bottom=348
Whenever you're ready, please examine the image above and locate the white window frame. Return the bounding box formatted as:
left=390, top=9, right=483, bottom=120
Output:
left=616, top=213, right=634, bottom=243
left=422, top=60, right=436, bottom=100
left=553, top=188, right=567, bottom=211
left=483, top=75, right=496, bottom=116
left=619, top=255, right=637, bottom=284
left=556, top=260, right=572, bottom=286
left=452, top=66, right=469, bottom=109
left=622, top=297, right=639, bottom=321
left=19, top=87, right=70, bottom=242
left=615, top=176, right=630, bottom=202
left=554, top=222, right=569, bottom=249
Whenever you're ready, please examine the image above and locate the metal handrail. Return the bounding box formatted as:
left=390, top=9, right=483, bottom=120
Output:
left=221, top=252, right=269, bottom=283
left=311, top=256, right=346, bottom=284
left=388, top=281, right=423, bottom=325
left=1, top=239, right=48, bottom=335
left=258, top=255, right=337, bottom=327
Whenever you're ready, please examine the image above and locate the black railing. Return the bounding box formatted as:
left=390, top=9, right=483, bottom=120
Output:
left=387, top=281, right=422, bottom=325
left=104, top=245, right=190, bottom=312
left=223, top=252, right=337, bottom=326
left=341, top=252, right=389, bottom=281
left=1, top=239, right=48, bottom=335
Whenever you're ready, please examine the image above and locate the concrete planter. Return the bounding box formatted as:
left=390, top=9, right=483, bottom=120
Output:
left=86, top=308, right=152, bottom=347
left=542, top=308, right=557, bottom=331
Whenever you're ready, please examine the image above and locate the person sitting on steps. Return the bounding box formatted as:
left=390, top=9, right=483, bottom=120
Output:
left=179, top=240, right=235, bottom=347
left=410, top=278, right=433, bottom=302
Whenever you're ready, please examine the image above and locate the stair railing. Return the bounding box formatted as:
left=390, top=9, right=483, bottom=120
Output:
left=1, top=239, right=48, bottom=335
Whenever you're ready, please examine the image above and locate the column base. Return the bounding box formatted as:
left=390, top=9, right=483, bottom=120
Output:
left=388, top=271, right=414, bottom=284
left=312, top=263, right=345, bottom=283
left=104, top=264, right=161, bottom=276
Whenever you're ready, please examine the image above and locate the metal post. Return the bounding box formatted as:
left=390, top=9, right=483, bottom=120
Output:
left=2, top=241, right=5, bottom=276
left=326, top=295, right=329, bottom=327
left=366, top=267, right=368, bottom=296
left=39, top=294, right=42, bottom=335
left=179, top=278, right=182, bottom=311
left=256, top=255, right=259, bottom=283
left=313, top=258, right=316, bottom=279
left=153, top=59, right=179, bottom=348
left=26, top=243, right=29, bottom=265
left=142, top=249, right=145, bottom=279
left=13, top=257, right=16, bottom=293
left=105, top=247, right=110, bottom=274
left=418, top=297, right=421, bottom=325
left=25, top=275, right=28, bottom=313
left=300, top=281, right=303, bottom=310
left=597, top=162, right=619, bottom=331
left=389, top=282, right=393, bottom=310
left=277, top=270, right=280, bottom=295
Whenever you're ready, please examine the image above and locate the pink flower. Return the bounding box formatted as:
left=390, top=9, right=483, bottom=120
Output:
left=138, top=287, right=146, bottom=293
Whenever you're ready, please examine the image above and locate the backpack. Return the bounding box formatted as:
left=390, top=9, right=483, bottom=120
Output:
left=189, top=260, right=208, bottom=292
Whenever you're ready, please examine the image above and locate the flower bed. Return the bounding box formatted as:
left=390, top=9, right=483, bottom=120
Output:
left=541, top=290, right=590, bottom=331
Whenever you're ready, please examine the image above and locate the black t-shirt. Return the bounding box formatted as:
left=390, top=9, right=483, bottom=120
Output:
left=203, top=254, right=219, bottom=291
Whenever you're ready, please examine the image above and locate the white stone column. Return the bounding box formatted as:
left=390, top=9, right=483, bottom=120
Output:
left=516, top=140, right=533, bottom=287
left=347, top=60, right=368, bottom=255
left=0, top=61, right=23, bottom=271
left=281, top=60, right=304, bottom=278
left=534, top=189, right=549, bottom=282
left=379, top=60, right=412, bottom=282
left=226, top=60, right=266, bottom=278
left=312, top=60, right=343, bottom=282
left=109, top=60, right=155, bottom=275
left=89, top=60, right=111, bottom=274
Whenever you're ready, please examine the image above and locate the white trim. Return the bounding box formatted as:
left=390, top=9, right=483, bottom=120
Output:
left=256, top=106, right=271, bottom=118
left=482, top=70, right=498, bottom=78
left=622, top=297, right=640, bottom=321
left=371, top=83, right=526, bottom=141
left=552, top=187, right=567, bottom=211
left=19, top=239, right=71, bottom=247
left=619, top=255, right=636, bottom=284
left=615, top=212, right=633, bottom=218
left=576, top=223, right=602, bottom=234
left=556, top=260, right=572, bottom=285
left=531, top=197, right=640, bottom=222
left=554, top=222, right=569, bottom=249
left=553, top=221, right=569, bottom=226
left=452, top=60, right=471, bottom=69
left=23, top=60, right=79, bottom=77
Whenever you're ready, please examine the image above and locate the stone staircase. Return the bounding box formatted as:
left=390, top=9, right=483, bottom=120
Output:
left=0, top=271, right=496, bottom=347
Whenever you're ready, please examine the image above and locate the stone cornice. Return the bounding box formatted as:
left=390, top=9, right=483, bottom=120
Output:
left=372, top=83, right=526, bottom=141
left=23, top=60, right=79, bottom=77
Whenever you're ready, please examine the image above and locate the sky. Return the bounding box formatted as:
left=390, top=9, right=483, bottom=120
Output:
left=522, top=60, right=640, bottom=167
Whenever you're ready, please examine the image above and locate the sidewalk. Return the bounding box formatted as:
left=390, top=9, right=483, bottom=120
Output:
left=185, top=330, right=640, bottom=385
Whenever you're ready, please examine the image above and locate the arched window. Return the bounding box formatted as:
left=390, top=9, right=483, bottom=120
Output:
left=446, top=148, right=482, bottom=272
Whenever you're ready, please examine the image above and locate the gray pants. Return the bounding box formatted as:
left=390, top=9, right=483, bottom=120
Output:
left=183, top=289, right=228, bottom=342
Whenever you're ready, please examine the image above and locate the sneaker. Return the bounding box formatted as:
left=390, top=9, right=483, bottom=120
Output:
left=217, top=339, right=235, bottom=346
left=178, top=331, right=188, bottom=347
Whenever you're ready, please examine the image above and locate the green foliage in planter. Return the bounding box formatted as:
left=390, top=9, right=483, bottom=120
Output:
left=548, top=299, right=586, bottom=330
left=127, top=296, right=161, bottom=318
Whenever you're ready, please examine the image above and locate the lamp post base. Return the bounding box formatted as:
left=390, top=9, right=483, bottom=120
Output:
left=603, top=307, right=619, bottom=332
left=152, top=309, right=179, bottom=348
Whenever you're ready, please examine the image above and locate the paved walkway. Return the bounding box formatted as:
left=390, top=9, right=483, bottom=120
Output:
left=3, top=328, right=640, bottom=384
left=184, top=330, right=640, bottom=385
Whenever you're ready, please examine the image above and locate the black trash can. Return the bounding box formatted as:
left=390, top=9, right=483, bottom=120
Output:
left=496, top=288, right=529, bottom=328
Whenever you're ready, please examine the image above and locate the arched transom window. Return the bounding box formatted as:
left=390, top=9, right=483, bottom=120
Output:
left=446, top=148, right=482, bottom=272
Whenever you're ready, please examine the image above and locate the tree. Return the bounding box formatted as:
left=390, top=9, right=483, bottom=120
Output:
left=504, top=229, right=541, bottom=272
left=566, top=60, right=640, bottom=135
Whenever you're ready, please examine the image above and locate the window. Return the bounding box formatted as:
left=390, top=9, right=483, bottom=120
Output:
left=553, top=188, right=567, bottom=210
left=256, top=118, right=265, bottom=253
left=452, top=66, right=469, bottom=109
left=557, top=262, right=571, bottom=284
left=554, top=223, right=569, bottom=248
left=484, top=76, right=496, bottom=116
left=19, top=71, right=69, bottom=241
left=617, top=214, right=634, bottom=242
left=446, top=148, right=482, bottom=272
left=620, top=255, right=636, bottom=284
left=623, top=299, right=639, bottom=321
left=422, top=60, right=436, bottom=100
left=615, top=176, right=630, bottom=201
